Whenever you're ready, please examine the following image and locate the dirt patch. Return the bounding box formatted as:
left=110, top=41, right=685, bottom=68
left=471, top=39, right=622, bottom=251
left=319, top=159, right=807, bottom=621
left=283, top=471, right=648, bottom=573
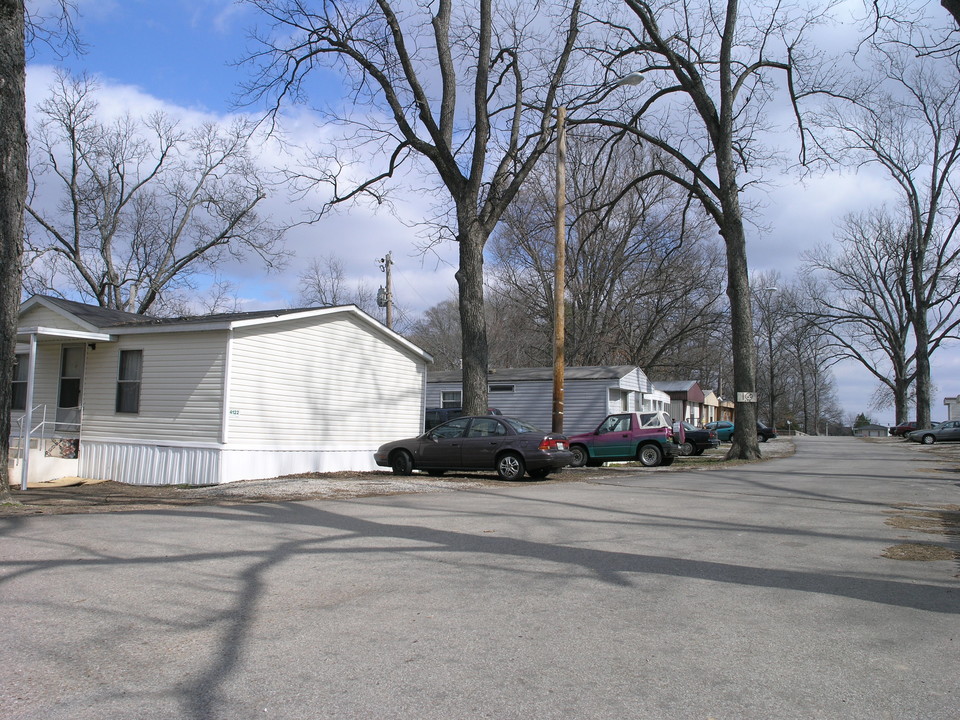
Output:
left=0, top=439, right=795, bottom=517
left=885, top=504, right=960, bottom=536
left=0, top=473, right=498, bottom=516
left=882, top=504, right=960, bottom=565
left=881, top=543, right=957, bottom=561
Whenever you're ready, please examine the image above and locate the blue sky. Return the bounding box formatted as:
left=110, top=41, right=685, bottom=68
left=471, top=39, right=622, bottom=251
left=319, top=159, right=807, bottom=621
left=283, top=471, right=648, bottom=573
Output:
left=23, top=0, right=960, bottom=425
left=27, top=0, right=460, bottom=316
left=30, top=1, right=254, bottom=113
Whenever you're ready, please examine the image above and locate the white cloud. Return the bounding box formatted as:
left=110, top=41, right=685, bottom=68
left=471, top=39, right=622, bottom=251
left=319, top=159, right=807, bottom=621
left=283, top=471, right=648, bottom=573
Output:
left=746, top=166, right=900, bottom=275
left=26, top=62, right=459, bottom=317
left=24, top=56, right=958, bottom=422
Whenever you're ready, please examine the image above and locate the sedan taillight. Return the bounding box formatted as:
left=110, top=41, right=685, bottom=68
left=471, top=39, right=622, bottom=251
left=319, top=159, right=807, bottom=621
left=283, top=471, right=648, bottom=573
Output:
left=539, top=437, right=562, bottom=451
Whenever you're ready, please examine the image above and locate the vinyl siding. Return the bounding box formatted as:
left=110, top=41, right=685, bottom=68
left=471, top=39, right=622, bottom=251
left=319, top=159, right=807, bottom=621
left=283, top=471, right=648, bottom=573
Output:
left=427, top=378, right=626, bottom=435
left=9, top=342, right=63, bottom=429
left=80, top=331, right=226, bottom=444
left=227, top=314, right=425, bottom=447
left=426, top=366, right=658, bottom=435
left=19, top=305, right=89, bottom=332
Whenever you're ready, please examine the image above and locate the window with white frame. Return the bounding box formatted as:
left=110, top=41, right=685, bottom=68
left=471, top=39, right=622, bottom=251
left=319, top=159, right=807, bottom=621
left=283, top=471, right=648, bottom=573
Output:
left=441, top=390, right=462, bottom=408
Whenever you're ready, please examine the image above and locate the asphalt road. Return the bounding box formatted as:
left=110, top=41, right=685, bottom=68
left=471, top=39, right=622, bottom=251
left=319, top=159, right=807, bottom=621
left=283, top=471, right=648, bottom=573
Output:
left=1, top=436, right=957, bottom=720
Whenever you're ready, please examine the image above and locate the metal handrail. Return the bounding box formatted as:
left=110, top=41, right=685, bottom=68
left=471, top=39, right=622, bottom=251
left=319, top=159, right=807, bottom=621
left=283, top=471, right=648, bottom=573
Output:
left=12, top=405, right=83, bottom=464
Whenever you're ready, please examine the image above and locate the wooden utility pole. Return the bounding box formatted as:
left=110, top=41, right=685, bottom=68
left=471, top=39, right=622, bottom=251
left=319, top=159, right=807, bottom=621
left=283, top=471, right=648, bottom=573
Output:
left=378, top=252, right=393, bottom=329
left=552, top=106, right=566, bottom=434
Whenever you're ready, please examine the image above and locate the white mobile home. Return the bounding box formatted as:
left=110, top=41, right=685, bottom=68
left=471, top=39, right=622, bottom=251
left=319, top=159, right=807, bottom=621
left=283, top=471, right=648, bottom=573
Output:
left=427, top=365, right=668, bottom=435
left=10, top=295, right=431, bottom=486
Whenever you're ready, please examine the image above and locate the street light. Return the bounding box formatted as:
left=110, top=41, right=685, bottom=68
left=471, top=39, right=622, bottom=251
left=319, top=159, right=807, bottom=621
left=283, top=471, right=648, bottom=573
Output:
left=615, top=71, right=646, bottom=86
left=552, top=73, right=645, bottom=434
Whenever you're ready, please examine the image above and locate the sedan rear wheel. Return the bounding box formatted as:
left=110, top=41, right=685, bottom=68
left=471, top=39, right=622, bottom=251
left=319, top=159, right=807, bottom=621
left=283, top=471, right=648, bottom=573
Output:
left=390, top=450, right=414, bottom=476
left=638, top=443, right=663, bottom=467
left=496, top=452, right=526, bottom=481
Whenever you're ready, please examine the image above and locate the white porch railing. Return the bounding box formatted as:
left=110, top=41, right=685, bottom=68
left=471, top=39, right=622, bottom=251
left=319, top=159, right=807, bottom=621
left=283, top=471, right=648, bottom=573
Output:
left=11, top=404, right=83, bottom=468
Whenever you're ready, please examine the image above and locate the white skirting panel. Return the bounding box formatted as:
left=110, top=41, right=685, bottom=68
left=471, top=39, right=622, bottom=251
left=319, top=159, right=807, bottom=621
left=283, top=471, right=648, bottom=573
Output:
left=80, top=442, right=221, bottom=486
left=219, top=447, right=379, bottom=484
left=79, top=441, right=379, bottom=485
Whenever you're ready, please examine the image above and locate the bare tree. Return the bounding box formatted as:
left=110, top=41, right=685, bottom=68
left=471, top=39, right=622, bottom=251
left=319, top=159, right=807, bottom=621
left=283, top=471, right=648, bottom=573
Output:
left=298, top=252, right=421, bottom=332
left=159, top=278, right=245, bottom=316
left=800, top=210, right=917, bottom=423
left=2, top=0, right=78, bottom=499
left=0, top=0, right=27, bottom=499
left=752, top=273, right=785, bottom=429
left=406, top=297, right=462, bottom=371
left=405, top=289, right=542, bottom=371
left=24, top=71, right=286, bottom=315
left=242, top=0, right=586, bottom=415
left=575, top=0, right=839, bottom=457
left=299, top=254, right=374, bottom=310
left=755, top=274, right=839, bottom=434
left=868, top=0, right=960, bottom=54
left=811, top=43, right=960, bottom=427
left=490, top=129, right=726, bottom=374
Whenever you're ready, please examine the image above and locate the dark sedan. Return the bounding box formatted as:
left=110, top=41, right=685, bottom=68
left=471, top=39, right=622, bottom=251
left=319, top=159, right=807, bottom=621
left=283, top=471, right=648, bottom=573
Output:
left=705, top=420, right=778, bottom=443
left=375, top=415, right=573, bottom=481
left=674, top=422, right=720, bottom=456
left=890, top=421, right=917, bottom=437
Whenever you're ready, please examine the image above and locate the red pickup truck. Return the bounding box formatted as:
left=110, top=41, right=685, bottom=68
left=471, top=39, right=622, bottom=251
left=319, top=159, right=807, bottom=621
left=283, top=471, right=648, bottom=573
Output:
left=567, top=411, right=679, bottom=468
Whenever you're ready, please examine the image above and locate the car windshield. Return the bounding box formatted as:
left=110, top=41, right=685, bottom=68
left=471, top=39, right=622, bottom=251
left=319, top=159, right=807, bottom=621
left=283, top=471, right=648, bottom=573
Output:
left=680, top=422, right=697, bottom=431
left=502, top=417, right=542, bottom=434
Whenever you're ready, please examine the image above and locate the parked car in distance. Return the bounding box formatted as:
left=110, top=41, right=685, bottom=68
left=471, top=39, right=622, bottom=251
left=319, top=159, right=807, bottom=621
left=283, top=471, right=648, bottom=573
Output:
left=673, top=422, right=720, bottom=456
left=376, top=415, right=572, bottom=481
left=705, top=420, right=778, bottom=443
left=906, top=420, right=960, bottom=445
left=704, top=420, right=734, bottom=441
left=890, top=421, right=917, bottom=437
left=424, top=406, right=501, bottom=430
left=567, top=411, right=678, bottom=468
left=757, top=422, right=778, bottom=442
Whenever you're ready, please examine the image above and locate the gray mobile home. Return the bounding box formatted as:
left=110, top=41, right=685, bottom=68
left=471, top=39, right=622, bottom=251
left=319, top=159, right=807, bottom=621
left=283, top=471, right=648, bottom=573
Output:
left=427, top=365, right=668, bottom=435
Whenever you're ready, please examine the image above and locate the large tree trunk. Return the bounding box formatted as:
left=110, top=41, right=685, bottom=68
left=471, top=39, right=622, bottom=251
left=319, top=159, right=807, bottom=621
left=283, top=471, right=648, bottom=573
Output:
left=456, top=222, right=489, bottom=415
left=913, top=316, right=932, bottom=428
left=893, top=376, right=909, bottom=425
left=723, top=217, right=760, bottom=459
left=911, top=223, right=932, bottom=429
left=799, top=364, right=810, bottom=435
left=0, top=0, right=26, bottom=499
left=943, top=0, right=960, bottom=28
